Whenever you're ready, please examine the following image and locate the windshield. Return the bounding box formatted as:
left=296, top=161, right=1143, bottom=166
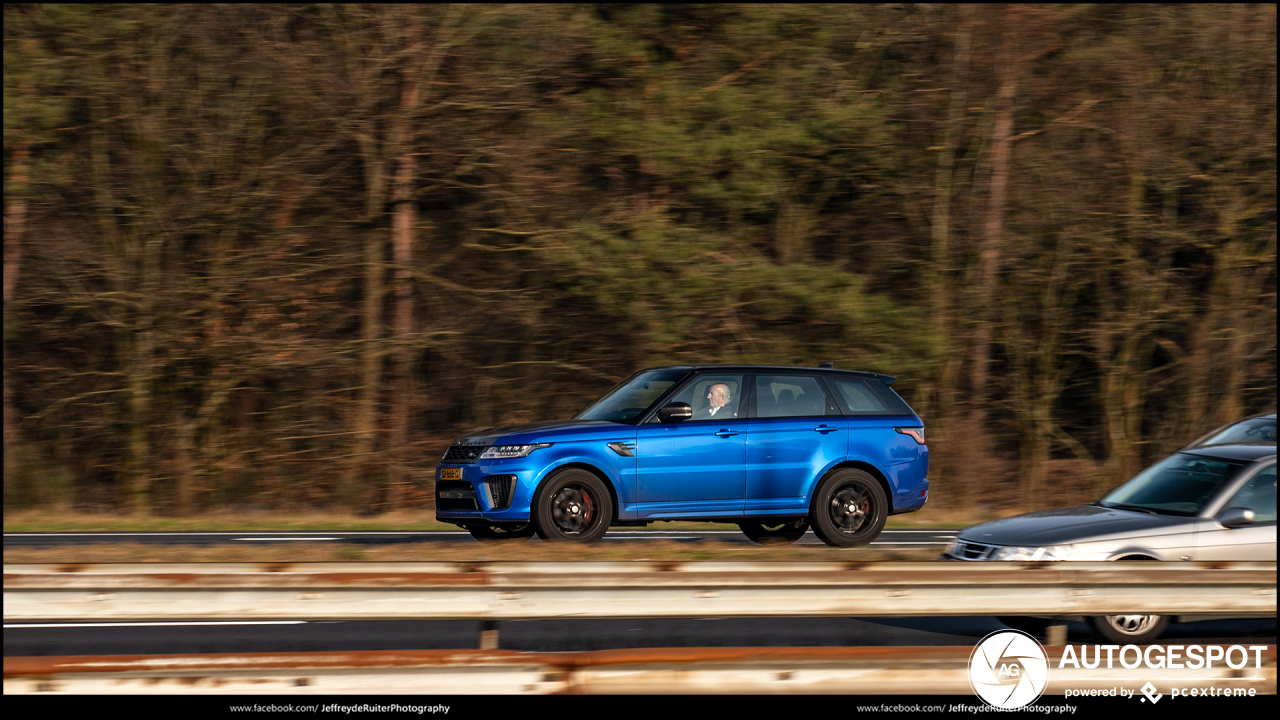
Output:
left=575, top=369, right=689, bottom=423
left=1100, top=452, right=1249, bottom=516
left=1189, top=417, right=1277, bottom=447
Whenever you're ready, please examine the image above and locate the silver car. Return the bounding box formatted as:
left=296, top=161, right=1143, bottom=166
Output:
left=944, top=440, right=1276, bottom=643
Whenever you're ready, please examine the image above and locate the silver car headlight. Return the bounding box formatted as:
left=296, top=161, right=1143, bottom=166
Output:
left=479, top=443, right=552, bottom=459
left=992, top=545, right=1073, bottom=561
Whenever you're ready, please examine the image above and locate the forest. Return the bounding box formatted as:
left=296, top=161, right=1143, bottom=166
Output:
left=4, top=4, right=1275, bottom=515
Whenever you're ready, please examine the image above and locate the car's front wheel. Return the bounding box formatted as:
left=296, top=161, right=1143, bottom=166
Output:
left=809, top=468, right=888, bottom=547
left=532, top=469, right=612, bottom=543
left=739, top=519, right=809, bottom=544
left=1086, top=614, right=1169, bottom=644
left=466, top=523, right=535, bottom=543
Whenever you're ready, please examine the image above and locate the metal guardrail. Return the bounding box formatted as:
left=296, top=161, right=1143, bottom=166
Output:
left=4, top=562, right=1275, bottom=621
left=5, top=646, right=1276, bottom=695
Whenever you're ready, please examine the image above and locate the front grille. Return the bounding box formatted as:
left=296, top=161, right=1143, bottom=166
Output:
left=443, top=445, right=489, bottom=464
left=484, top=475, right=516, bottom=510
left=436, top=480, right=478, bottom=512
left=951, top=539, right=999, bottom=560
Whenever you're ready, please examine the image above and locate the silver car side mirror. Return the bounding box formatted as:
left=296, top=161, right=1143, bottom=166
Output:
left=1218, top=507, right=1256, bottom=529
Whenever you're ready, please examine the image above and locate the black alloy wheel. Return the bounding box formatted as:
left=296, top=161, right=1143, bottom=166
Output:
left=738, top=519, right=809, bottom=544
left=466, top=523, right=535, bottom=543
left=533, top=469, right=613, bottom=543
left=809, top=468, right=888, bottom=547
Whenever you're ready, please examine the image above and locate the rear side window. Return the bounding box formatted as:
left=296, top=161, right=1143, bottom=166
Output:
left=754, top=375, right=836, bottom=418
left=825, top=377, right=915, bottom=416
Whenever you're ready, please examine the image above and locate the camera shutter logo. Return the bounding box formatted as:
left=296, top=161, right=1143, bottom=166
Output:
left=968, top=630, right=1050, bottom=709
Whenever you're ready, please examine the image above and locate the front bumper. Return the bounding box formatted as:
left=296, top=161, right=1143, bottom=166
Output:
left=434, top=457, right=541, bottom=522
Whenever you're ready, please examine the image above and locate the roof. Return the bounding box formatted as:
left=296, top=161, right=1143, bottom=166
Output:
left=1181, top=444, right=1278, bottom=463
left=642, top=364, right=899, bottom=385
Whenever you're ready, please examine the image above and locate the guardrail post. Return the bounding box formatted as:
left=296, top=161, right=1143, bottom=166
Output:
left=1046, top=623, right=1067, bottom=646
left=480, top=619, right=499, bottom=650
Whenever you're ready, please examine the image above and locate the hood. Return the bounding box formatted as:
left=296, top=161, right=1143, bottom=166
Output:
left=957, top=504, right=1199, bottom=546
left=451, top=419, right=630, bottom=447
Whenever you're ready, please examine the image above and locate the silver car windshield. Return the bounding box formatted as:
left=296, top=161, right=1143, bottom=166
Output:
left=1101, top=452, right=1249, bottom=516
left=575, top=369, right=689, bottom=422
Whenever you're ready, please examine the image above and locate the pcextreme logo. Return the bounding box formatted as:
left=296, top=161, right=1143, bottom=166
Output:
left=969, top=630, right=1050, bottom=709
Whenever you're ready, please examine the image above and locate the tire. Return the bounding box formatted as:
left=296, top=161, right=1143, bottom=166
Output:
left=532, top=469, right=612, bottom=543
left=739, top=519, right=809, bottom=544
left=466, top=523, right=535, bottom=543
left=809, top=468, right=888, bottom=547
left=1086, top=614, right=1169, bottom=644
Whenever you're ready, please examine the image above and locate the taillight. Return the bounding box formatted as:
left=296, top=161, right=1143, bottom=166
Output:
left=895, top=426, right=926, bottom=444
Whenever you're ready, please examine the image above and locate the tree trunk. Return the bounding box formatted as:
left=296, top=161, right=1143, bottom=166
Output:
left=389, top=70, right=421, bottom=508
left=3, top=143, right=30, bottom=498
left=926, top=22, right=969, bottom=505
left=969, top=51, right=1017, bottom=464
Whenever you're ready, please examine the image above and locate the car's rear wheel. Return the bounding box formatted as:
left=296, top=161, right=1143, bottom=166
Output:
left=532, top=469, right=612, bottom=543
left=1086, top=614, right=1169, bottom=644
left=466, top=523, right=534, bottom=543
left=739, top=519, right=809, bottom=544
left=809, top=469, right=888, bottom=547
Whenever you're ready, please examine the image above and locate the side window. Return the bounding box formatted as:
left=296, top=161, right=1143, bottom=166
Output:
left=1226, top=465, right=1277, bottom=523
left=754, top=375, right=832, bottom=418
left=658, top=375, right=744, bottom=421
left=827, top=377, right=891, bottom=415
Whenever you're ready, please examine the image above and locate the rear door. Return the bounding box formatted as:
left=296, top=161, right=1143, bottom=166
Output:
left=744, top=373, right=846, bottom=516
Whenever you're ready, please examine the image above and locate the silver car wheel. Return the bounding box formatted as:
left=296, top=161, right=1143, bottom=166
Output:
left=1105, top=614, right=1162, bottom=636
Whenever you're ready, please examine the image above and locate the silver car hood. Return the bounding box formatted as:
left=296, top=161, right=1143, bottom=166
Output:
left=957, top=505, right=1198, bottom=546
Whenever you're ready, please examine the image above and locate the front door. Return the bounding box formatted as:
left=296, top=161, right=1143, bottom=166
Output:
left=1197, top=463, right=1277, bottom=561
left=636, top=373, right=746, bottom=518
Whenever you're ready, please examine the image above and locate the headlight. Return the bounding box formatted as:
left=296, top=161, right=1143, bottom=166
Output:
left=992, top=545, right=1072, bottom=561
left=479, top=443, right=552, bottom=459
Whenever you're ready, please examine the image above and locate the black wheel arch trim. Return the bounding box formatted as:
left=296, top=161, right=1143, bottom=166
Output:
left=812, top=461, right=895, bottom=514
left=533, top=462, right=621, bottom=525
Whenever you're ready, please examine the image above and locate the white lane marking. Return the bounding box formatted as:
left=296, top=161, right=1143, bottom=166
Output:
left=5, top=621, right=308, bottom=629
left=236, top=537, right=340, bottom=541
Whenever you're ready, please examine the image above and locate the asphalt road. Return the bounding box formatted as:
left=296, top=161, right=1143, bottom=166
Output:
left=2, top=527, right=953, bottom=548
left=5, top=616, right=1274, bottom=657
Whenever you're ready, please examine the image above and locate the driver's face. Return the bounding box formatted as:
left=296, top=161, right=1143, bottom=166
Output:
left=707, top=385, right=728, bottom=409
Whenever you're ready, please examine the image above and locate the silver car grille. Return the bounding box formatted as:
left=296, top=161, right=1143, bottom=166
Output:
left=951, top=539, right=1000, bottom=560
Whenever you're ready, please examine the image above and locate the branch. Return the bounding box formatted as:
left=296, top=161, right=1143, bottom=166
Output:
left=1012, top=97, right=1099, bottom=142
left=687, top=52, right=776, bottom=101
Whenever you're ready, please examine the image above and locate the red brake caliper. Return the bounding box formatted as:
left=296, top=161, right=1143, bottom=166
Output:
left=581, top=490, right=594, bottom=524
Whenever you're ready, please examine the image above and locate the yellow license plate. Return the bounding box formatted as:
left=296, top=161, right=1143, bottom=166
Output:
left=440, top=468, right=462, bottom=480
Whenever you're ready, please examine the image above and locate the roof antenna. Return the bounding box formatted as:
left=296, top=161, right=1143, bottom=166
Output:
left=818, top=361, right=834, bottom=369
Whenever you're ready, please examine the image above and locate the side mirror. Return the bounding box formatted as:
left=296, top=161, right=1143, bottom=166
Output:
left=658, top=402, right=692, bottom=421
left=1218, top=507, right=1256, bottom=529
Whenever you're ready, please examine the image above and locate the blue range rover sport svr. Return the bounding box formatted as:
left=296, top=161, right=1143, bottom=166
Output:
left=435, top=364, right=929, bottom=545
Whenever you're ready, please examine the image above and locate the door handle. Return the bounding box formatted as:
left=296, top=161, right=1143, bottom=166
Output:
left=714, top=429, right=740, bottom=438
left=813, top=425, right=839, bottom=434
